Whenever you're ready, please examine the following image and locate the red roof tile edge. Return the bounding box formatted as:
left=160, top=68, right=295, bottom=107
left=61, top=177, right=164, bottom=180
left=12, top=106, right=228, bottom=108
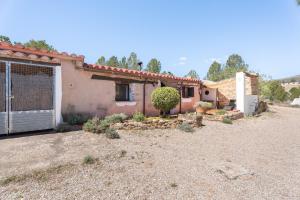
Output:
left=0, top=41, right=84, bottom=61
left=84, top=64, right=201, bottom=83
left=0, top=41, right=200, bottom=83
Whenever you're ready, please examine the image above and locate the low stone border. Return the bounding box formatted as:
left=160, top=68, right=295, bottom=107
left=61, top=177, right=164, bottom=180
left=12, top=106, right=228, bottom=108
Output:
left=111, top=115, right=203, bottom=131
left=203, top=111, right=244, bottom=121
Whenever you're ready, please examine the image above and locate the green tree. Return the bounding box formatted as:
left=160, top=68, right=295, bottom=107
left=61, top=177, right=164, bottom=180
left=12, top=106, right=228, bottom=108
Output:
left=151, top=87, right=180, bottom=117
left=146, top=58, right=161, bottom=73
left=106, top=56, right=119, bottom=68
left=127, top=52, right=141, bottom=70
left=185, top=70, right=200, bottom=79
left=96, top=56, right=106, bottom=65
left=260, top=80, right=288, bottom=102
left=162, top=71, right=174, bottom=76
left=119, top=56, right=128, bottom=68
left=223, top=54, right=248, bottom=79
left=206, top=61, right=222, bottom=81
left=23, top=39, right=55, bottom=51
left=0, top=35, right=11, bottom=44
left=289, top=87, right=300, bottom=100
left=298, top=0, right=300, bottom=5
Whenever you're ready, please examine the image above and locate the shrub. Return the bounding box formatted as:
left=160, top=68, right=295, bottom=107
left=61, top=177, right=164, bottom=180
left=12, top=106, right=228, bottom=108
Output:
left=194, top=101, right=213, bottom=109
left=216, top=110, right=226, bottom=115
left=104, top=113, right=128, bottom=124
left=105, top=128, right=120, bottom=139
left=260, top=80, right=288, bottom=102
left=83, top=117, right=100, bottom=133
left=222, top=117, right=233, bottom=124
left=177, top=122, right=194, bottom=132
left=151, top=87, right=180, bottom=116
left=133, top=112, right=145, bottom=122
left=289, top=87, right=300, bottom=100
left=99, top=119, right=110, bottom=130
left=83, top=155, right=95, bottom=164
left=83, top=117, right=109, bottom=134
left=64, top=113, right=90, bottom=125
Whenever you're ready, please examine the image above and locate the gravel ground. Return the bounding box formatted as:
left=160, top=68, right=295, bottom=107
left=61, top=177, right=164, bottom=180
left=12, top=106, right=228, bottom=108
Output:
left=0, top=106, right=299, bottom=200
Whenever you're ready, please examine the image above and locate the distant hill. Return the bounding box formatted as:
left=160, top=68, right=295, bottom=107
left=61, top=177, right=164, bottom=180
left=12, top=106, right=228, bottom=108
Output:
left=278, top=75, right=300, bottom=83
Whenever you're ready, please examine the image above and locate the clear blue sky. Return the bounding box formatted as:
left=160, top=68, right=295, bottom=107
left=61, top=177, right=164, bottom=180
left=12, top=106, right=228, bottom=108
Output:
left=1, top=0, right=299, bottom=79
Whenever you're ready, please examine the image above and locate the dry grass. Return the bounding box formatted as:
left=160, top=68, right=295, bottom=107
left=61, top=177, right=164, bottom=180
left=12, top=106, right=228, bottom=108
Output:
left=0, top=163, right=74, bottom=186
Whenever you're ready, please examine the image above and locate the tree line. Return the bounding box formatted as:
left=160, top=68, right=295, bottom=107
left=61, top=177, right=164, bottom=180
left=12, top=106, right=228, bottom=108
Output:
left=0, top=35, right=55, bottom=51
left=205, top=54, right=249, bottom=82
left=96, top=53, right=165, bottom=74
left=96, top=53, right=203, bottom=78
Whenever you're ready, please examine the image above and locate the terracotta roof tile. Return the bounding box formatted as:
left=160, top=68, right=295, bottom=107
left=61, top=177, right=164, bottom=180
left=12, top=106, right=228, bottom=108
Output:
left=0, top=41, right=84, bottom=64
left=84, top=64, right=200, bottom=83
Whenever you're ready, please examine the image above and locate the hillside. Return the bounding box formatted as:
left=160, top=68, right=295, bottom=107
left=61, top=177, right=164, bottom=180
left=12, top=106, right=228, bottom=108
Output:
left=278, top=75, right=300, bottom=83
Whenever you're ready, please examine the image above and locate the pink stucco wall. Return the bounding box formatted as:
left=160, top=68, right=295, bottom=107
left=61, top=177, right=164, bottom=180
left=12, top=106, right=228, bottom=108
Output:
left=61, top=60, right=200, bottom=118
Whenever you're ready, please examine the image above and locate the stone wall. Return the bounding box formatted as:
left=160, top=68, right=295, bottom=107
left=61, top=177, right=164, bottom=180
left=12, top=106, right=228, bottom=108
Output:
left=204, top=74, right=259, bottom=107
left=206, top=78, right=236, bottom=107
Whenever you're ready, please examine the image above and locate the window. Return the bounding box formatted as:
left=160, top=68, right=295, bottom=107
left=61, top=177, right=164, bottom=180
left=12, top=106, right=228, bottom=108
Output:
left=182, top=87, right=194, bottom=98
left=115, top=83, right=130, bottom=101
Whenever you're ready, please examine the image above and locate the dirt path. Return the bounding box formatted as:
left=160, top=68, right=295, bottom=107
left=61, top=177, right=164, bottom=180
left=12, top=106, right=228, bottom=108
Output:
left=0, top=106, right=299, bottom=200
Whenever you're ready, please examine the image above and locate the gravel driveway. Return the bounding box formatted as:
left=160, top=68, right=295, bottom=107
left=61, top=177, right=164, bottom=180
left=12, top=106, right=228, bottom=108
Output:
left=0, top=106, right=299, bottom=200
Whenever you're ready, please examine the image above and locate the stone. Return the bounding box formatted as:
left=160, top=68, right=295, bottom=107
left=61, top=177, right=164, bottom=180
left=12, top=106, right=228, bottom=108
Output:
left=195, top=114, right=203, bottom=127
left=215, top=161, right=254, bottom=180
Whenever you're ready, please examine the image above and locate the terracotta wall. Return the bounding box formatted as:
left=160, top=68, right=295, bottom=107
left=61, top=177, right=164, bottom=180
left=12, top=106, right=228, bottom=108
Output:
left=246, top=76, right=259, bottom=95
left=181, top=87, right=201, bottom=113
left=61, top=60, right=200, bottom=117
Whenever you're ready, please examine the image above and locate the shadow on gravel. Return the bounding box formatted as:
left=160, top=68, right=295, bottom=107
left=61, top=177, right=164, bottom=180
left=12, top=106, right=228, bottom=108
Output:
left=0, top=129, right=56, bottom=140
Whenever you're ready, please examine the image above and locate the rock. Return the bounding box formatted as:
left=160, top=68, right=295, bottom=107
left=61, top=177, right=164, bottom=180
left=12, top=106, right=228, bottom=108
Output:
left=256, top=101, right=268, bottom=114
left=215, top=161, right=254, bottom=180
left=291, top=98, right=300, bottom=106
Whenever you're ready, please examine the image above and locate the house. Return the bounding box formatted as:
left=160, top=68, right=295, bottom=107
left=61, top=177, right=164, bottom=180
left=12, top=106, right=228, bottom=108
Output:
left=0, top=42, right=201, bottom=134
left=202, top=72, right=259, bottom=115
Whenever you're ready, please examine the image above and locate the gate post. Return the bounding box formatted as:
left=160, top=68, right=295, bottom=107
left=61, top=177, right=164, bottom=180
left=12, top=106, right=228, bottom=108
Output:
left=55, top=66, right=62, bottom=126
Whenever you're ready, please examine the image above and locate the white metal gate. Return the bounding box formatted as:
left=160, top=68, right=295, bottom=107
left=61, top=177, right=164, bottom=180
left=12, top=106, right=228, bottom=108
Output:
left=0, top=60, right=55, bottom=134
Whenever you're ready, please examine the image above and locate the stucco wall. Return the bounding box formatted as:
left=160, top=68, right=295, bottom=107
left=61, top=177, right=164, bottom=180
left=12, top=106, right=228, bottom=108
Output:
left=61, top=60, right=162, bottom=117
left=181, top=87, right=200, bottom=113
left=201, top=88, right=217, bottom=107
left=61, top=60, right=200, bottom=117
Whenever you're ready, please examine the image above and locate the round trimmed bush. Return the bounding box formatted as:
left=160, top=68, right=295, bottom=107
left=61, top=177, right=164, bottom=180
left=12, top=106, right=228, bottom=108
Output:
left=151, top=87, right=180, bottom=116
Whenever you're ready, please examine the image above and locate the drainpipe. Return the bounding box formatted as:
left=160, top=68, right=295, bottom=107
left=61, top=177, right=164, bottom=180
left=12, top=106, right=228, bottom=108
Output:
left=143, top=79, right=146, bottom=115
left=179, top=82, right=183, bottom=114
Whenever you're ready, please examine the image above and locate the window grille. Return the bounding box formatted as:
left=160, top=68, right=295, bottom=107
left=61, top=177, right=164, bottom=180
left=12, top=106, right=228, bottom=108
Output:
left=10, top=63, right=54, bottom=111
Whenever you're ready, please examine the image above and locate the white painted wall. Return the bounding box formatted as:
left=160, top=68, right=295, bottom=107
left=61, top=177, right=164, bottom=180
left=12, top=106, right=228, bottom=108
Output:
left=201, top=88, right=217, bottom=107
left=55, top=66, right=62, bottom=126
left=236, top=72, right=258, bottom=115
left=236, top=72, right=246, bottom=113
left=245, top=95, right=258, bottom=115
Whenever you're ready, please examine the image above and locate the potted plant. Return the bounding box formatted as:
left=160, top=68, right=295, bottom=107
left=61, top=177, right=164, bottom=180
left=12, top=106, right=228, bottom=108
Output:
left=194, top=101, right=213, bottom=114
